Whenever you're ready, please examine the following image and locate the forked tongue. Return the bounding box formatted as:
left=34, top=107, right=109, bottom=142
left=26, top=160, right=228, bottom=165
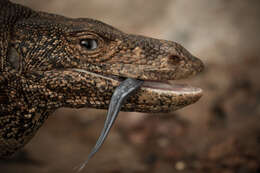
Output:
left=76, top=78, right=143, bottom=171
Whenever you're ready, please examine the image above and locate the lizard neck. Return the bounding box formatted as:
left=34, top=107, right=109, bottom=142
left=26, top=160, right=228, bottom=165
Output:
left=0, top=76, right=54, bottom=156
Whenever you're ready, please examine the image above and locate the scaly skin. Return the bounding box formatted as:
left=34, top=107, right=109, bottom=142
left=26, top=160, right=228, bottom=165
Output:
left=0, top=0, right=204, bottom=157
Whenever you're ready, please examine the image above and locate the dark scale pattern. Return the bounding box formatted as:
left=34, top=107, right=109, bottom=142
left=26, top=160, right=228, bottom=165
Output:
left=0, top=0, right=204, bottom=157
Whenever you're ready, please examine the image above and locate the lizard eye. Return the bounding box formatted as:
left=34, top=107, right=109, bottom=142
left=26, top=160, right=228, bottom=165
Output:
left=80, top=39, right=98, bottom=50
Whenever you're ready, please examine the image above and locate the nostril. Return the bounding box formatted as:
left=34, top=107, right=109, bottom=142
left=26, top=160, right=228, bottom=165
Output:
left=168, top=55, right=182, bottom=65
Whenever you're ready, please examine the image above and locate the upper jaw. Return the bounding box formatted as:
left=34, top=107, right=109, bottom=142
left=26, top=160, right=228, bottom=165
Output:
left=83, top=56, right=204, bottom=82
left=73, top=53, right=204, bottom=94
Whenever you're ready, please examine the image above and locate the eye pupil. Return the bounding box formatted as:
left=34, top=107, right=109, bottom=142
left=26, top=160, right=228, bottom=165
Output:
left=80, top=39, right=98, bottom=50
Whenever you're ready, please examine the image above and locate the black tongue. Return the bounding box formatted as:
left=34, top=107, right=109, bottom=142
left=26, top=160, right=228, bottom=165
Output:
left=77, top=78, right=143, bottom=171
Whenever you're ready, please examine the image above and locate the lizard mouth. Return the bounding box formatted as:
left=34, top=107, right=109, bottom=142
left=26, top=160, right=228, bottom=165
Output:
left=73, top=68, right=202, bottom=104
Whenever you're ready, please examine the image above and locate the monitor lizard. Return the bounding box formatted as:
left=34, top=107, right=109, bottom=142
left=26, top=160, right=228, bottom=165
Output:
left=0, top=0, right=204, bottom=164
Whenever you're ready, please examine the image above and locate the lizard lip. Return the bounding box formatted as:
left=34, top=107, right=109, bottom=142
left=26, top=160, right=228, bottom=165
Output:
left=141, top=80, right=202, bottom=95
left=105, top=74, right=202, bottom=95
left=73, top=68, right=202, bottom=96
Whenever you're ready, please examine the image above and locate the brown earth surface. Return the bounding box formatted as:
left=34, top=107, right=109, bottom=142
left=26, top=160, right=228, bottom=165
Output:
left=1, top=0, right=260, bottom=173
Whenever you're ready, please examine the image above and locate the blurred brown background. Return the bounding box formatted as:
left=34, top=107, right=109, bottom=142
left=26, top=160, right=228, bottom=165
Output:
left=1, top=0, right=260, bottom=172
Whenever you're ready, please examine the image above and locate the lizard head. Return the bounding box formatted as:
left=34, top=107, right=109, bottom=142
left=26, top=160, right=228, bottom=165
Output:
left=8, top=12, right=204, bottom=113
left=0, top=3, right=205, bottom=157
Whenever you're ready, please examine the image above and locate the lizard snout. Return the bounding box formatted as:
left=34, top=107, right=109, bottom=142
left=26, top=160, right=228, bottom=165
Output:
left=157, top=41, right=205, bottom=80
left=190, top=55, right=204, bottom=74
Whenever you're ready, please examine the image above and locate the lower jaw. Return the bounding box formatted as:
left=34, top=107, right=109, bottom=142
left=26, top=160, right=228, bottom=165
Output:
left=73, top=68, right=203, bottom=112
left=119, top=81, right=203, bottom=113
